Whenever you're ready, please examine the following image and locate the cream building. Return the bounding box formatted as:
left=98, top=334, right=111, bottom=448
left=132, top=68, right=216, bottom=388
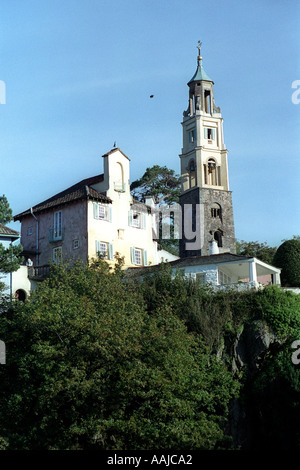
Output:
left=14, top=148, right=166, bottom=284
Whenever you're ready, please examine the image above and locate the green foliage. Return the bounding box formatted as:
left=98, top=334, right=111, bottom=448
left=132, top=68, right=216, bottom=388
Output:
left=273, top=239, right=300, bottom=287
left=236, top=240, right=277, bottom=264
left=0, top=243, right=23, bottom=273
left=130, top=165, right=181, bottom=256
left=0, top=196, right=23, bottom=276
left=130, top=165, right=181, bottom=205
left=251, top=286, right=300, bottom=338
left=0, top=260, right=238, bottom=450
left=0, top=195, right=13, bottom=224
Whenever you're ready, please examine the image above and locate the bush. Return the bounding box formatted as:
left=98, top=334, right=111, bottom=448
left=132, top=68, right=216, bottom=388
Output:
left=273, top=239, right=300, bottom=287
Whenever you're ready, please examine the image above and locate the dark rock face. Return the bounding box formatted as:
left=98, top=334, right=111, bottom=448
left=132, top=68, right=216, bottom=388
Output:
left=226, top=321, right=285, bottom=449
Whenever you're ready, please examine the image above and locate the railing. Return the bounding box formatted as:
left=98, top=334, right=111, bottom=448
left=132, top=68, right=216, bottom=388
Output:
left=49, top=227, right=64, bottom=242
left=28, top=265, right=50, bottom=281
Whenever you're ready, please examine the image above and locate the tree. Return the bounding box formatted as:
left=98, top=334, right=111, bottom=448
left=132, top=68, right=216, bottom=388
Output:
left=273, top=239, right=300, bottom=287
left=0, top=195, right=23, bottom=286
left=131, top=166, right=181, bottom=255
left=0, top=259, right=238, bottom=450
left=0, top=195, right=13, bottom=225
left=130, top=165, right=181, bottom=206
left=236, top=240, right=277, bottom=265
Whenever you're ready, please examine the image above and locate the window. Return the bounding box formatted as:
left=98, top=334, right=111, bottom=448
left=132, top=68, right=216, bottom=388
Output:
left=54, top=211, right=62, bottom=239
left=219, top=270, right=231, bottom=285
left=204, top=90, right=211, bottom=113
left=196, top=273, right=206, bottom=284
left=214, top=230, right=223, bottom=248
left=27, top=227, right=33, bottom=236
left=93, top=203, right=112, bottom=222
left=128, top=210, right=146, bottom=229
left=204, top=127, right=216, bottom=141
left=188, top=159, right=196, bottom=188
left=73, top=239, right=79, bottom=250
left=188, top=129, right=195, bottom=144
left=211, top=203, right=222, bottom=219
left=95, top=241, right=114, bottom=260
left=130, top=247, right=148, bottom=266
left=118, top=229, right=124, bottom=239
left=53, top=246, right=62, bottom=264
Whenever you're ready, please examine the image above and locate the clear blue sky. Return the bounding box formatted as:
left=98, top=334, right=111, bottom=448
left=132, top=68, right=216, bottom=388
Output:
left=1, top=0, right=299, bottom=248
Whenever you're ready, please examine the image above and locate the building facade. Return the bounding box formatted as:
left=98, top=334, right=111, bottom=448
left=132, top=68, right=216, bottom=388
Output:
left=14, top=148, right=160, bottom=272
left=179, top=42, right=236, bottom=257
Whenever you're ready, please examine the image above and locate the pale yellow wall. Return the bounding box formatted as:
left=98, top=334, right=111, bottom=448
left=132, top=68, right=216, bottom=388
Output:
left=88, top=148, right=158, bottom=268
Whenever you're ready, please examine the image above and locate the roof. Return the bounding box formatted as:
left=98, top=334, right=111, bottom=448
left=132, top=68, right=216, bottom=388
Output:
left=102, top=147, right=131, bottom=161
left=126, top=253, right=252, bottom=278
left=0, top=223, right=20, bottom=240
left=14, top=174, right=112, bottom=221
left=188, top=58, right=214, bottom=85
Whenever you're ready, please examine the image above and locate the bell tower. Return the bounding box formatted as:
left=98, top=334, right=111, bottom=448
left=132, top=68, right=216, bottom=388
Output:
left=179, top=42, right=236, bottom=257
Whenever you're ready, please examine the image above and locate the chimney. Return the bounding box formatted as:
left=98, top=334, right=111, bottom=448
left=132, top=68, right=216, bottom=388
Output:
left=209, top=239, right=219, bottom=255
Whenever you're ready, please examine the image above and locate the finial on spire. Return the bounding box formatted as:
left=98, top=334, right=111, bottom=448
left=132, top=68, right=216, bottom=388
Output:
left=197, top=40, right=202, bottom=57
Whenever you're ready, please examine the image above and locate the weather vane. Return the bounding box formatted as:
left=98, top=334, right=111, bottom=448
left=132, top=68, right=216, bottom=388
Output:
left=197, top=40, right=202, bottom=56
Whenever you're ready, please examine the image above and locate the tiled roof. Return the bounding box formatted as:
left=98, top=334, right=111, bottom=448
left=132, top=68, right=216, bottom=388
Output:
left=14, top=174, right=112, bottom=221
left=0, top=223, right=20, bottom=239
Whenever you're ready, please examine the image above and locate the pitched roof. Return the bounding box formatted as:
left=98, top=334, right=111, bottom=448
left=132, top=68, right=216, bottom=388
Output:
left=0, top=223, right=20, bottom=239
left=14, top=174, right=112, bottom=221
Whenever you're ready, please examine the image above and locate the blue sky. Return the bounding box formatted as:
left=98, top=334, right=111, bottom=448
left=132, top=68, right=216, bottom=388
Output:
left=1, top=0, right=299, bottom=248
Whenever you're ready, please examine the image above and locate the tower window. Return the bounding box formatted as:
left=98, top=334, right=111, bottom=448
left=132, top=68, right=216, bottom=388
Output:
left=214, top=230, right=223, bottom=248
left=204, top=90, right=211, bottom=114
left=204, top=159, right=221, bottom=186
left=211, top=203, right=222, bottom=219
left=188, top=159, right=196, bottom=188
left=204, top=128, right=216, bottom=141
left=188, top=130, right=195, bottom=144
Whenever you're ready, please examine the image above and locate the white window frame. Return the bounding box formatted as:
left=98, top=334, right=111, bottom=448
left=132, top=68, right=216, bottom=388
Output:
left=93, top=203, right=112, bottom=222
left=128, top=210, right=146, bottom=229
left=130, top=247, right=148, bottom=266
left=96, top=241, right=114, bottom=260
left=27, top=227, right=33, bottom=236
left=73, top=239, right=79, bottom=250
left=53, top=246, right=62, bottom=264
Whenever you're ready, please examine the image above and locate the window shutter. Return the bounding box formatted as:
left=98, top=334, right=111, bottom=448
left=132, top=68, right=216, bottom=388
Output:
left=143, top=249, right=148, bottom=266
left=141, top=213, right=147, bottom=229
left=130, top=247, right=136, bottom=264
left=107, top=206, right=112, bottom=222
left=128, top=210, right=133, bottom=227
left=212, top=128, right=216, bottom=140
left=94, top=203, right=99, bottom=219
left=204, top=128, right=208, bottom=139
left=108, top=243, right=114, bottom=260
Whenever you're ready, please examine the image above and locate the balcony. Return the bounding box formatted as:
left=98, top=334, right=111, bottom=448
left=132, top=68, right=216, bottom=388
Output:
left=114, top=182, right=126, bottom=193
left=28, top=265, right=50, bottom=281
left=49, top=227, right=64, bottom=242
